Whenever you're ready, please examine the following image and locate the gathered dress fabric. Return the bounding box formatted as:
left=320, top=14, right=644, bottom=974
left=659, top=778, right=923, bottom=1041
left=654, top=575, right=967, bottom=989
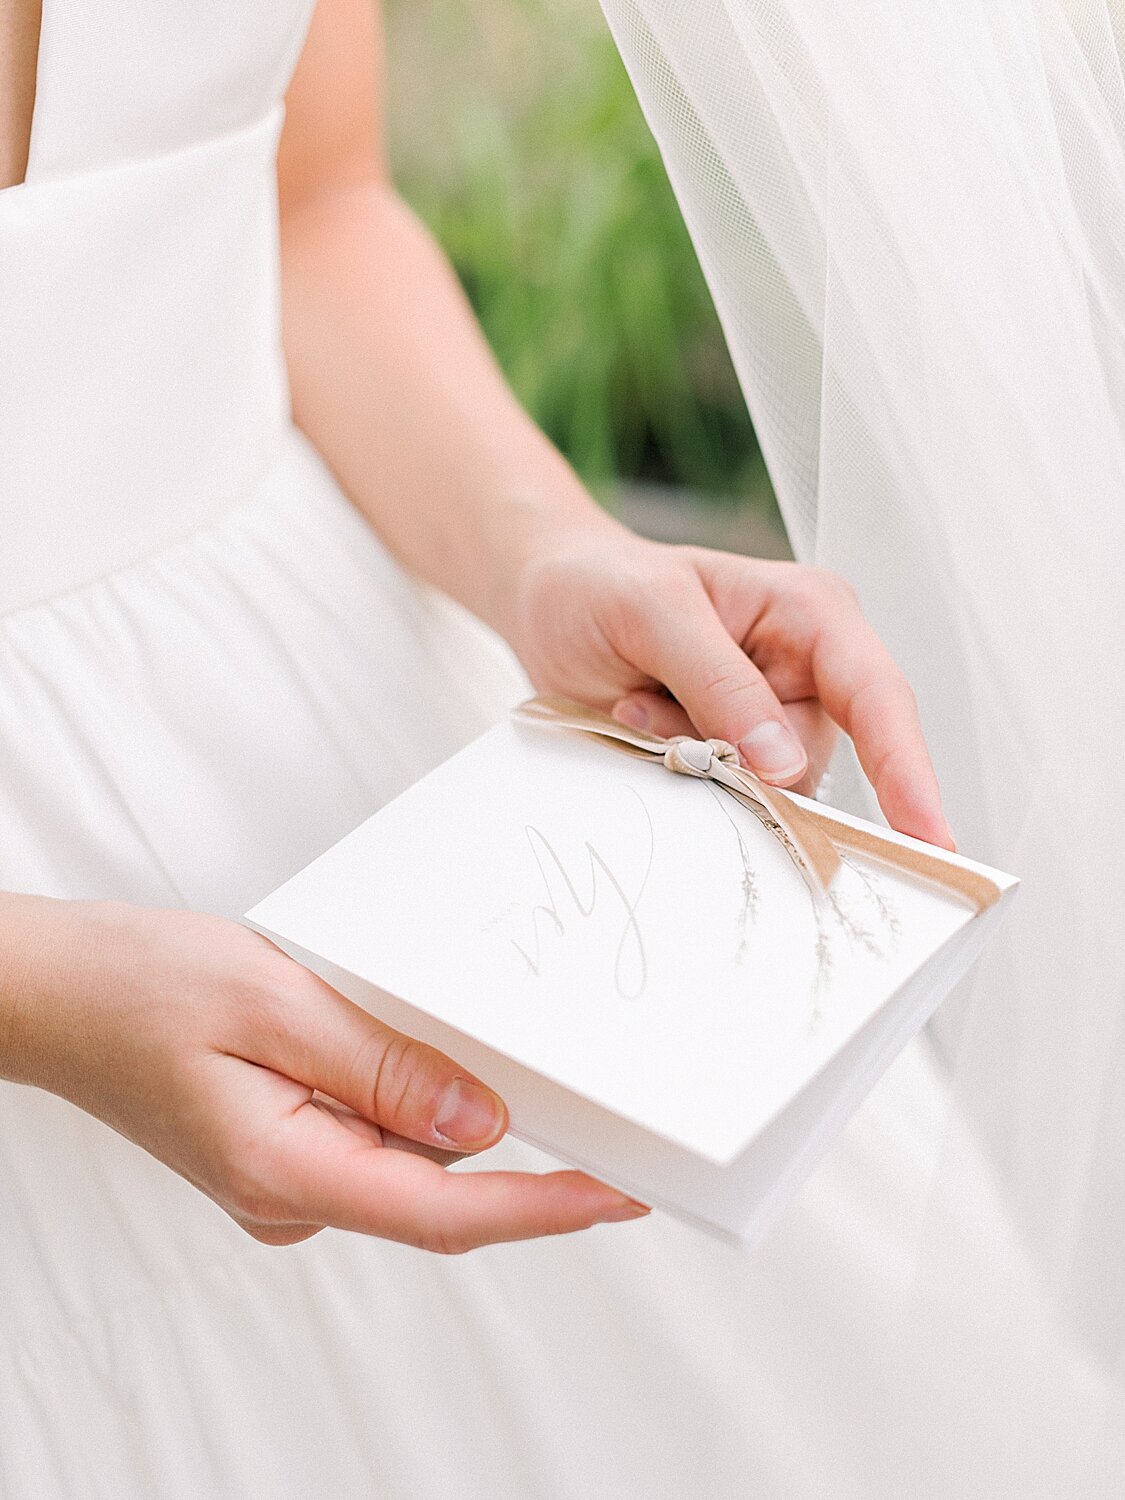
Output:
left=0, top=5, right=1119, bottom=1496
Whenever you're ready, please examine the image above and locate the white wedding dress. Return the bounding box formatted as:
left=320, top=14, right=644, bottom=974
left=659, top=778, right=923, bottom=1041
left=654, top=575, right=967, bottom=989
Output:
left=0, top=5, right=1120, bottom=1497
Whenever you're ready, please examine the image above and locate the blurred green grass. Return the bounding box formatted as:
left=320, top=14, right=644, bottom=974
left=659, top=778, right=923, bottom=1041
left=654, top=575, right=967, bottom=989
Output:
left=386, top=0, right=773, bottom=509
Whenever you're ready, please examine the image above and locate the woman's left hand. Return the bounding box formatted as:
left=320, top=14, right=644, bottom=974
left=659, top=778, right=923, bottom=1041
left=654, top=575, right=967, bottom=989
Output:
left=504, top=521, right=954, bottom=849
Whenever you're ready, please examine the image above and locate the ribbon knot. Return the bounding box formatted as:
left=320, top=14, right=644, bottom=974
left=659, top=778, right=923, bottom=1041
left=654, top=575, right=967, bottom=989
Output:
left=512, top=695, right=1000, bottom=912
left=662, top=737, right=740, bottom=778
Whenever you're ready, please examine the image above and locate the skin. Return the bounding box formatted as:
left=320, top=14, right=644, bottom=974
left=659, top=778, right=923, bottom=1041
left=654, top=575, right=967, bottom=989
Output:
left=0, top=0, right=952, bottom=1253
left=0, top=0, right=40, bottom=189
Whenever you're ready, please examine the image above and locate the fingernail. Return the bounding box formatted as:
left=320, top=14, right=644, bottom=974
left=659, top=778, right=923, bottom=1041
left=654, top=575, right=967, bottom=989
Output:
left=598, top=1197, right=651, bottom=1224
left=613, top=699, right=650, bottom=730
left=739, top=721, right=807, bottom=781
left=434, top=1078, right=505, bottom=1147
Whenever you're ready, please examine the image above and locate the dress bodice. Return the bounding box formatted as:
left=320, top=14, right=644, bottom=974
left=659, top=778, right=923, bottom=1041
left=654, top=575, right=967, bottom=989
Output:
left=0, top=2, right=316, bottom=614
left=24, top=1, right=312, bottom=185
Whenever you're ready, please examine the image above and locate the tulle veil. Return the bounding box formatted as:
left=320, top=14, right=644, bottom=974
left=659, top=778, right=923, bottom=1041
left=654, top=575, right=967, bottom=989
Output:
left=598, top=0, right=1125, bottom=1457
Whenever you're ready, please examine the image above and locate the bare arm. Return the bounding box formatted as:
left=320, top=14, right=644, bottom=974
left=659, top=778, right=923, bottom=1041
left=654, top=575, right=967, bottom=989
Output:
left=0, top=0, right=41, bottom=189
left=278, top=0, right=607, bottom=644
left=276, top=0, right=952, bottom=843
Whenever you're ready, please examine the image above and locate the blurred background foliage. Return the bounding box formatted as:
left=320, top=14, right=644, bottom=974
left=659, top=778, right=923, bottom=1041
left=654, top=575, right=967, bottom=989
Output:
left=385, top=0, right=775, bottom=512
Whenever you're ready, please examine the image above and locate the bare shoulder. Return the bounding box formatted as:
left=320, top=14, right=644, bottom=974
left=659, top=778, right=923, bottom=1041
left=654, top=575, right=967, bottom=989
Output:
left=0, top=0, right=41, bottom=189
left=278, top=0, right=386, bottom=210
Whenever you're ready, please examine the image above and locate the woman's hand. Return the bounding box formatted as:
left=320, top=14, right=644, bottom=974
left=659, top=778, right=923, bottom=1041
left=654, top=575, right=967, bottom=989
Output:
left=0, top=895, right=646, bottom=1252
left=504, top=520, right=954, bottom=850
left=276, top=3, right=943, bottom=851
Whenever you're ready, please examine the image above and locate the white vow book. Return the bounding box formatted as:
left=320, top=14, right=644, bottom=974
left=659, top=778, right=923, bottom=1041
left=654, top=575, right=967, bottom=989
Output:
left=246, top=702, right=1016, bottom=1247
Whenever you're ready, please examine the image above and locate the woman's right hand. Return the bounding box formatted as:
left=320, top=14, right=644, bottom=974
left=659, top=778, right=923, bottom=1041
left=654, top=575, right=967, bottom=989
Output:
left=0, top=895, right=647, bottom=1251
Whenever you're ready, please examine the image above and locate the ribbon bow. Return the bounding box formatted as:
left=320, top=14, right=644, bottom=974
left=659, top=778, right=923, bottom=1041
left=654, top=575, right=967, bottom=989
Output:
left=513, top=696, right=999, bottom=912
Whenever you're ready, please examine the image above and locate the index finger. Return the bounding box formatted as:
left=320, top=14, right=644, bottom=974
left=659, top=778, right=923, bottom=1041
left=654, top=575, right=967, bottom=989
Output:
left=272, top=1100, right=649, bottom=1253
left=809, top=614, right=955, bottom=848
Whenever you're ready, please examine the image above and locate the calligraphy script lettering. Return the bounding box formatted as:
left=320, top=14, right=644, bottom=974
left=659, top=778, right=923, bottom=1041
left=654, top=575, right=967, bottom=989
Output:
left=511, top=793, right=654, bottom=999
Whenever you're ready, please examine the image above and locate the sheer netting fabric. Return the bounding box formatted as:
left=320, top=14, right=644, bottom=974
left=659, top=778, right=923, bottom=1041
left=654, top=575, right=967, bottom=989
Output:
left=600, top=0, right=1125, bottom=1407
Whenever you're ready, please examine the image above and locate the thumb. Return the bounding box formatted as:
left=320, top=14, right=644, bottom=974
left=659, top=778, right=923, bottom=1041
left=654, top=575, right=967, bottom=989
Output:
left=625, top=587, right=809, bottom=785
left=254, top=965, right=509, bottom=1153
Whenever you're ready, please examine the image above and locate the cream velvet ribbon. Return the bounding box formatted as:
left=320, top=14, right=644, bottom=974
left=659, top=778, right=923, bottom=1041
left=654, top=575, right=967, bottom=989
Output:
left=514, top=696, right=1000, bottom=913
